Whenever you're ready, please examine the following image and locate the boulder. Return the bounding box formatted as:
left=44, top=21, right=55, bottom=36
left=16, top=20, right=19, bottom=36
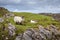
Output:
left=0, top=18, right=4, bottom=23
left=8, top=23, right=16, bottom=36
left=15, top=25, right=60, bottom=40
left=4, top=13, right=14, bottom=18
left=15, top=34, right=24, bottom=40
left=49, top=25, right=60, bottom=35
left=23, top=28, right=35, bottom=40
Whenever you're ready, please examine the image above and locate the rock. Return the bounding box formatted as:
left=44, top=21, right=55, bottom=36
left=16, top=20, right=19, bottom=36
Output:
left=0, top=18, right=4, bottom=23
left=38, top=25, right=53, bottom=40
left=5, top=37, right=8, bottom=40
left=49, top=25, right=60, bottom=40
left=8, top=23, right=16, bottom=36
left=23, top=28, right=35, bottom=40
left=49, top=25, right=59, bottom=35
left=9, top=13, right=14, bottom=17
left=44, top=28, right=52, bottom=40
left=15, top=25, right=60, bottom=40
left=32, top=31, right=43, bottom=40
left=38, top=25, right=47, bottom=40
left=15, top=34, right=24, bottom=40
left=4, top=13, right=14, bottom=18
left=23, top=33, right=32, bottom=40
left=39, top=33, right=46, bottom=40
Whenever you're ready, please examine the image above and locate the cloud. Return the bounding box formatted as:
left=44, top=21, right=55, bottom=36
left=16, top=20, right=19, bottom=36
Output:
left=27, top=1, right=37, bottom=5
left=11, top=5, right=60, bottom=13
left=0, top=0, right=60, bottom=13
left=8, top=0, right=21, bottom=3
left=0, top=0, right=21, bottom=4
left=12, top=9, right=40, bottom=13
left=13, top=9, right=20, bottom=12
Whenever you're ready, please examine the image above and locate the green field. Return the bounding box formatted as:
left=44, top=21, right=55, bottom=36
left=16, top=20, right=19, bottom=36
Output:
left=0, top=12, right=60, bottom=33
left=0, top=12, right=60, bottom=40
left=9, top=12, right=60, bottom=33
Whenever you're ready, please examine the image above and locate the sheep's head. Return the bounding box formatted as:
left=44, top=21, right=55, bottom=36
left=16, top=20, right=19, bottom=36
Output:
left=21, top=16, right=24, bottom=19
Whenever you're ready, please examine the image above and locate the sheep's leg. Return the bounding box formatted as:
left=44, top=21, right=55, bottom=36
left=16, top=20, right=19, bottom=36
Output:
left=20, top=21, right=25, bottom=25
left=20, top=22, right=23, bottom=25
left=16, top=22, right=19, bottom=25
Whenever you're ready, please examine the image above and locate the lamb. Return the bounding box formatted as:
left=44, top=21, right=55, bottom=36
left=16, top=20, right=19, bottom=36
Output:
left=14, top=16, right=24, bottom=25
left=30, top=20, right=37, bottom=23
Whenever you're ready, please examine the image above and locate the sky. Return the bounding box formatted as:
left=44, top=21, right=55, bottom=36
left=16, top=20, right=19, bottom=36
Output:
left=0, top=0, right=60, bottom=13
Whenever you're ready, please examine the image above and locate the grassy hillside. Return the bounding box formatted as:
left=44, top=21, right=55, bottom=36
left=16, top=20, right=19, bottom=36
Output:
left=0, top=7, right=60, bottom=40
left=39, top=13, right=60, bottom=21
left=7, top=12, right=60, bottom=33
left=0, top=12, right=60, bottom=40
left=0, top=7, right=9, bottom=17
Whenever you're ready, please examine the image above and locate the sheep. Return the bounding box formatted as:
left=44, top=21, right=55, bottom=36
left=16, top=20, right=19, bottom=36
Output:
left=30, top=20, right=37, bottom=23
left=14, top=16, right=24, bottom=25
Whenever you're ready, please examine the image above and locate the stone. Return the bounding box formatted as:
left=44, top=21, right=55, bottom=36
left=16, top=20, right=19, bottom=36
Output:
left=38, top=25, right=52, bottom=40
left=49, top=25, right=59, bottom=35
left=44, top=28, right=52, bottom=40
left=0, top=18, right=4, bottom=23
left=4, top=13, right=14, bottom=18
left=15, top=25, right=60, bottom=40
left=8, top=23, right=16, bottom=36
left=15, top=34, right=24, bottom=40
left=23, top=28, right=35, bottom=40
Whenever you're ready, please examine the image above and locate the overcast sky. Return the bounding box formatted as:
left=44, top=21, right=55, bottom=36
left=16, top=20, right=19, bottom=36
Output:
left=0, top=0, right=60, bottom=13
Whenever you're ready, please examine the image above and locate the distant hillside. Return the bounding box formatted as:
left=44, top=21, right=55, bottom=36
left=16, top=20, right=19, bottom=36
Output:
left=39, top=13, right=60, bottom=21
left=0, top=7, right=9, bottom=16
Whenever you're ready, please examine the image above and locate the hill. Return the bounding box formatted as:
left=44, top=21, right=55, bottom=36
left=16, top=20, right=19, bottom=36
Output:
left=0, top=12, right=60, bottom=40
left=39, top=13, right=60, bottom=21
left=0, top=7, right=9, bottom=16
left=9, top=12, right=60, bottom=33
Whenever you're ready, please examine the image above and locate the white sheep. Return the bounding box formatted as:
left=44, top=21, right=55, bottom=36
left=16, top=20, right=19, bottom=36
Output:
left=30, top=20, right=37, bottom=23
left=14, top=16, right=24, bottom=25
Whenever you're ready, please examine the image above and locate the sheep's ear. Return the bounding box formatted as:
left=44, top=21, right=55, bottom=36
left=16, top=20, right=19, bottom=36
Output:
left=22, top=16, right=24, bottom=18
left=14, top=14, right=17, bottom=16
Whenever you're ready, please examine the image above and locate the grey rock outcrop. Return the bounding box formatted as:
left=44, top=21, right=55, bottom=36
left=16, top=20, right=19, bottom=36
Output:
left=0, top=18, right=4, bottom=23
left=15, top=34, right=24, bottom=40
left=8, top=23, right=16, bottom=36
left=4, top=13, right=14, bottom=18
left=15, top=25, right=60, bottom=40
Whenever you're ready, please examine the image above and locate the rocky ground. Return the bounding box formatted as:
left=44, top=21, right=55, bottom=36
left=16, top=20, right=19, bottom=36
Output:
left=0, top=13, right=60, bottom=40
left=15, top=25, right=60, bottom=40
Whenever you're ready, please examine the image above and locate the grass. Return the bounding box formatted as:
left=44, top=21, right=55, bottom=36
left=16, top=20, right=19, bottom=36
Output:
left=0, top=12, right=60, bottom=40
left=9, top=12, right=60, bottom=33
